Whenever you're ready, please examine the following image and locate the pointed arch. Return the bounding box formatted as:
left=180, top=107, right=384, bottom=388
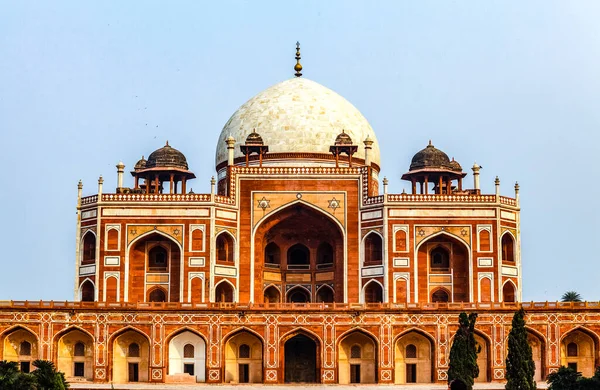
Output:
left=394, top=328, right=435, bottom=384
left=286, top=285, right=311, bottom=303
left=166, top=328, right=206, bottom=383
left=559, top=327, right=599, bottom=377
left=363, top=230, right=384, bottom=266
left=79, top=278, right=95, bottom=302
left=55, top=326, right=94, bottom=380
left=1, top=326, right=39, bottom=373
left=214, top=279, right=236, bottom=302
left=502, top=280, right=517, bottom=302
left=337, top=329, right=378, bottom=384
left=147, top=286, right=167, bottom=302
left=263, top=285, right=281, bottom=303
left=501, top=231, right=516, bottom=263
left=281, top=328, right=322, bottom=383
left=316, top=285, right=334, bottom=303
left=431, top=288, right=450, bottom=303
left=109, top=326, right=151, bottom=383
left=81, top=230, right=97, bottom=265
left=362, top=279, right=384, bottom=303
left=215, top=230, right=236, bottom=263
left=223, top=327, right=264, bottom=383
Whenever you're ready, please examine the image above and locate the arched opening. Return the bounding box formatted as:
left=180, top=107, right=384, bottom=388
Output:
left=287, top=244, right=310, bottom=269
left=503, top=281, right=516, bottom=302
left=418, top=234, right=470, bottom=302
left=430, top=246, right=450, bottom=271
left=148, top=245, right=168, bottom=271
left=168, top=330, right=206, bottom=382
left=264, top=242, right=281, bottom=268
left=474, top=333, right=490, bottom=383
left=263, top=286, right=280, bottom=303
left=395, top=229, right=407, bottom=252
left=364, top=233, right=383, bottom=265
left=215, top=281, right=234, bottom=303
left=1, top=328, right=38, bottom=373
left=364, top=281, right=383, bottom=303
left=148, top=287, right=167, bottom=302
left=106, top=276, right=118, bottom=303
left=224, top=331, right=263, bottom=383
left=253, top=203, right=344, bottom=303
left=338, top=331, right=377, bottom=384
left=216, top=233, right=234, bottom=263
left=395, top=331, right=433, bottom=384
left=479, top=278, right=492, bottom=302
left=82, top=232, right=96, bottom=264
left=287, top=287, right=310, bottom=303
left=128, top=232, right=182, bottom=303
left=561, top=329, right=597, bottom=377
left=502, top=234, right=515, bottom=263
left=57, top=329, right=94, bottom=380
left=111, top=330, right=150, bottom=382
left=316, top=242, right=334, bottom=268
left=107, top=228, right=119, bottom=251
left=431, top=288, right=450, bottom=303
left=191, top=229, right=203, bottom=251
left=80, top=280, right=95, bottom=302
left=527, top=330, right=546, bottom=382
left=316, top=286, right=334, bottom=303
left=284, top=334, right=318, bottom=383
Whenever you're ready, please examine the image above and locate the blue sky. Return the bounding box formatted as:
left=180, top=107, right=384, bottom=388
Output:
left=0, top=1, right=598, bottom=301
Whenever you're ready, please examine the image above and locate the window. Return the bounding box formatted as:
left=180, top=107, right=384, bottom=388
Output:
left=264, top=242, right=281, bottom=267
left=107, top=228, right=119, bottom=251
left=191, top=228, right=203, bottom=251
left=239, top=344, right=250, bottom=359
left=128, top=343, right=140, bottom=358
left=430, top=247, right=449, bottom=270
left=74, top=342, right=85, bottom=357
left=19, top=341, right=31, bottom=356
left=184, top=363, right=195, bottom=376
left=287, top=243, right=310, bottom=268
left=364, top=233, right=383, bottom=265
left=264, top=286, right=280, bottom=303
left=216, top=234, right=234, bottom=262
left=479, top=229, right=491, bottom=251
left=148, top=245, right=168, bottom=269
left=316, top=286, right=334, bottom=303
left=405, top=344, right=417, bottom=359
left=395, top=229, right=407, bottom=252
left=350, top=364, right=361, bottom=383
left=183, top=343, right=194, bottom=358
left=432, top=289, right=449, bottom=303
left=215, top=282, right=234, bottom=303
left=149, top=288, right=166, bottom=302
left=568, top=362, right=578, bottom=371
left=502, top=234, right=515, bottom=262
left=317, top=242, right=334, bottom=268
left=81, top=280, right=95, bottom=302
left=82, top=233, right=96, bottom=264
left=350, top=345, right=361, bottom=359
left=364, top=282, right=383, bottom=303
left=567, top=342, right=578, bottom=357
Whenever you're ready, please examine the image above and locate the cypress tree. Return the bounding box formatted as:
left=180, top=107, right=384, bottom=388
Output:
left=505, top=308, right=536, bottom=389
left=448, top=312, right=480, bottom=390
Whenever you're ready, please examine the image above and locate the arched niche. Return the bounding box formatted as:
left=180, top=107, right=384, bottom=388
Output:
left=216, top=232, right=235, bottom=263
left=263, top=286, right=280, bottom=303
left=56, top=328, right=94, bottom=380
left=503, top=281, right=516, bottom=302
left=82, top=231, right=96, bottom=265
left=111, top=329, right=150, bottom=383
left=560, top=329, right=598, bottom=377
left=363, top=281, right=383, bottom=303
left=128, top=232, right=181, bottom=303
left=501, top=233, right=515, bottom=263
left=253, top=203, right=344, bottom=302
left=1, top=327, right=38, bottom=373
left=224, top=330, right=263, bottom=383
left=417, top=233, right=470, bottom=302
left=215, top=281, right=235, bottom=303
left=473, top=332, right=490, bottom=383
left=338, top=331, right=377, bottom=384
left=364, top=232, right=383, bottom=265
left=80, top=279, right=95, bottom=302
left=316, top=285, right=334, bottom=303
left=526, top=329, right=546, bottom=382
left=148, top=287, right=167, bottom=302
left=284, top=333, right=319, bottom=383
left=287, top=286, right=311, bottom=303
left=167, top=330, right=206, bottom=382
left=264, top=242, right=281, bottom=267
left=395, top=331, right=433, bottom=384
left=431, top=288, right=450, bottom=303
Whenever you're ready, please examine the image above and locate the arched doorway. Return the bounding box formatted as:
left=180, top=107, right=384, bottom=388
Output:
left=80, top=280, right=95, bottom=302
left=418, top=234, right=470, bottom=302
left=364, top=232, right=383, bottom=265
left=148, top=287, right=167, bottom=302
left=81, top=232, right=96, bottom=264
left=527, top=330, right=546, bottom=382
left=395, top=331, right=433, bottom=384
left=128, top=232, right=182, bottom=303
left=474, top=333, right=490, bottom=382
left=338, top=331, right=377, bottom=384
left=253, top=204, right=344, bottom=303
left=501, top=233, right=515, bottom=263
left=168, top=330, right=206, bottom=382
left=561, top=329, right=597, bottom=377
left=1, top=327, right=38, bottom=373
left=364, top=281, right=383, bottom=303
left=284, top=334, right=318, bottom=383
left=111, top=330, right=150, bottom=382
left=56, top=328, right=94, bottom=381
left=263, top=286, right=280, bottom=303
left=287, top=287, right=310, bottom=303
left=316, top=285, right=334, bottom=303
left=216, top=232, right=235, bottom=263
left=431, top=288, right=450, bottom=303
left=503, top=281, right=516, bottom=302
left=215, top=281, right=235, bottom=302
left=224, top=331, right=263, bottom=383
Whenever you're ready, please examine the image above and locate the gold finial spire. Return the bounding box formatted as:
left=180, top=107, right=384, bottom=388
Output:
left=294, top=41, right=303, bottom=77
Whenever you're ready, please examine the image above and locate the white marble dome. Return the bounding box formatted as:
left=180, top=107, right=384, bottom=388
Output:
left=215, top=77, right=380, bottom=169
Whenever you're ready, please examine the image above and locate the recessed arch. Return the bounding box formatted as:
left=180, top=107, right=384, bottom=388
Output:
left=524, top=327, right=547, bottom=382
left=215, top=230, right=236, bottom=263
left=109, top=327, right=151, bottom=383
left=394, top=328, right=435, bottom=384
left=316, top=285, right=334, bottom=303
left=338, top=329, right=378, bottom=384
left=287, top=243, right=310, bottom=267
left=501, top=231, right=516, bottom=263
left=127, top=229, right=183, bottom=252
left=214, top=279, right=236, bottom=302
left=55, top=327, right=94, bottom=380
left=286, top=286, right=311, bottom=303
left=362, top=279, right=384, bottom=303
left=167, top=329, right=206, bottom=382
left=431, top=288, right=450, bottom=303
left=559, top=327, right=599, bottom=377
left=79, top=278, right=95, bottom=302
left=502, top=280, right=517, bottom=302
left=281, top=329, right=321, bottom=383
left=147, top=286, right=167, bottom=302
left=263, top=285, right=281, bottom=303
left=362, top=230, right=384, bottom=265
left=223, top=328, right=264, bottom=383
left=1, top=326, right=39, bottom=373
left=81, top=230, right=97, bottom=265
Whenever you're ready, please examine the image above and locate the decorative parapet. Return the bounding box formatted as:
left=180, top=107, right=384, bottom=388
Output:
left=1, top=300, right=597, bottom=312
left=101, top=193, right=211, bottom=202
left=387, top=194, right=497, bottom=203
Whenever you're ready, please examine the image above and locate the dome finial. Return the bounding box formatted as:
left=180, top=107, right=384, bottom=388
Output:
left=165, top=140, right=169, bottom=147
left=294, top=41, right=303, bottom=77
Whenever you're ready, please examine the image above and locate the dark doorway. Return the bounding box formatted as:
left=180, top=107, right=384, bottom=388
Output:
left=74, top=362, right=85, bottom=377
left=350, top=364, right=361, bottom=383
left=128, top=363, right=139, bottom=382
left=239, top=363, right=250, bottom=383
left=184, top=363, right=194, bottom=376
left=287, top=288, right=310, bottom=303
left=406, top=363, right=417, bottom=383
left=284, top=334, right=317, bottom=383
left=20, top=361, right=30, bottom=373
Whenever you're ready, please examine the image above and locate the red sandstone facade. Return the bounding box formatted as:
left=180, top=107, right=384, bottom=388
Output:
left=2, top=69, right=599, bottom=385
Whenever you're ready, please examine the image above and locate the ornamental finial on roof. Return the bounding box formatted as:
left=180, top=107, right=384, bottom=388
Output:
left=294, top=41, right=303, bottom=77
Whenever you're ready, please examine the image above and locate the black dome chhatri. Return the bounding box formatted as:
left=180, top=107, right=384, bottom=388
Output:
left=245, top=129, right=265, bottom=145
left=134, top=156, right=147, bottom=171
left=409, top=141, right=452, bottom=171
left=146, top=141, right=189, bottom=170
left=334, top=129, right=354, bottom=145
